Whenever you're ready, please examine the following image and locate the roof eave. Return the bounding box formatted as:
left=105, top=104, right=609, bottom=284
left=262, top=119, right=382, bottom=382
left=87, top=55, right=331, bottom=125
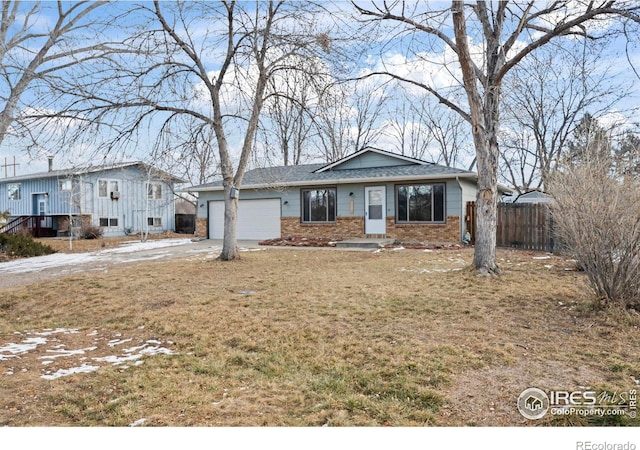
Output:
left=188, top=172, right=478, bottom=192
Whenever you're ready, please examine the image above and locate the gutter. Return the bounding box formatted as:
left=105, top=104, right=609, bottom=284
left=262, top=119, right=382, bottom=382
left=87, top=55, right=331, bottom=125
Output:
left=187, top=172, right=479, bottom=192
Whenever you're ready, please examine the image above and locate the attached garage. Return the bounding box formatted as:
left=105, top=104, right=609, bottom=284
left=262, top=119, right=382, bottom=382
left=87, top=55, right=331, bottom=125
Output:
left=208, top=199, right=281, bottom=240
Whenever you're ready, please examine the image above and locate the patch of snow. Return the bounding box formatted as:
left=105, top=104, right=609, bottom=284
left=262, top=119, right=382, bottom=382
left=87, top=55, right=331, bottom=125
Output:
left=99, top=239, right=193, bottom=254
left=532, top=256, right=552, bottom=260
left=392, top=247, right=405, bottom=251
left=544, top=265, right=554, bottom=269
left=239, top=247, right=266, bottom=252
left=41, top=363, right=100, bottom=380
left=35, top=328, right=79, bottom=336
left=108, top=338, right=133, bottom=347
left=0, top=253, right=97, bottom=274
left=93, top=353, right=143, bottom=365
left=128, top=418, right=147, bottom=427
left=399, top=267, right=463, bottom=274
left=0, top=238, right=195, bottom=275
left=0, top=337, right=48, bottom=359
left=39, top=346, right=97, bottom=360
left=139, top=346, right=173, bottom=356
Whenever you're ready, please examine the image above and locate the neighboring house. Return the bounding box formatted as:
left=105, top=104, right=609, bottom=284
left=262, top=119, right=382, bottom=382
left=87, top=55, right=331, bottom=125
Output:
left=512, top=190, right=553, bottom=204
left=189, top=148, right=508, bottom=244
left=0, top=160, right=184, bottom=237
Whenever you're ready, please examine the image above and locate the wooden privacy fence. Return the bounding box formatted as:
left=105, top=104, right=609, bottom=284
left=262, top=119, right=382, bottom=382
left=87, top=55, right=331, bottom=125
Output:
left=466, top=202, right=554, bottom=252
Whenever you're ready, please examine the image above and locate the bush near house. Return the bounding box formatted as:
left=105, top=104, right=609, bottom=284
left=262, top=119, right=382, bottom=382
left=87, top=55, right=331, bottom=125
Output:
left=548, top=153, right=640, bottom=311
left=0, top=233, right=57, bottom=259
left=80, top=225, right=103, bottom=240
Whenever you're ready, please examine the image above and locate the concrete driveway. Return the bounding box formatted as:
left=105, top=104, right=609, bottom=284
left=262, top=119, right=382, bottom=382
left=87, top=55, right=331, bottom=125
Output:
left=0, top=238, right=264, bottom=289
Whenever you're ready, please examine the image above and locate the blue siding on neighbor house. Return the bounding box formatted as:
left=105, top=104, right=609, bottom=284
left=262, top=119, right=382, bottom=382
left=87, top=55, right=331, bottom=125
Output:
left=0, top=165, right=177, bottom=236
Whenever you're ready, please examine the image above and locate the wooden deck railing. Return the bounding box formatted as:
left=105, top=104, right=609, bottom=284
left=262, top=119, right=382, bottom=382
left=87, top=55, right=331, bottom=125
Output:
left=0, top=215, right=57, bottom=238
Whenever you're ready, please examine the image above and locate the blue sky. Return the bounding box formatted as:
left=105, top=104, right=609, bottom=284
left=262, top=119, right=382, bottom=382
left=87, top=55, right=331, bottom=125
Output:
left=1, top=1, right=638, bottom=179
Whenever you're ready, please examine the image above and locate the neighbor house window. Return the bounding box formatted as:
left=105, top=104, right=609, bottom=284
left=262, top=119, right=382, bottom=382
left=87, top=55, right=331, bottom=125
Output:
left=7, top=183, right=21, bottom=200
left=147, top=183, right=162, bottom=199
left=396, top=184, right=445, bottom=223
left=59, top=179, right=78, bottom=192
left=98, top=179, right=119, bottom=198
left=147, top=217, right=162, bottom=227
left=302, top=188, right=336, bottom=223
left=99, top=217, right=118, bottom=227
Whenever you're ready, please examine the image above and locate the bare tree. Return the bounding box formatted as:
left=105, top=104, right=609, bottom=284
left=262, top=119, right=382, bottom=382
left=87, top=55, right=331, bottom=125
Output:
left=548, top=132, right=640, bottom=310
left=499, top=41, right=627, bottom=193
left=40, top=1, right=331, bottom=260
left=0, top=1, right=117, bottom=150
left=383, top=96, right=434, bottom=160
left=314, top=80, right=387, bottom=162
left=260, top=57, right=328, bottom=166
left=355, top=1, right=640, bottom=275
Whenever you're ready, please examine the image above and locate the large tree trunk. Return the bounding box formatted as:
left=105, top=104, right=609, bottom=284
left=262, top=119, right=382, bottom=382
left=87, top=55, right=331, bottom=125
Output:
left=472, top=126, right=500, bottom=275
left=452, top=1, right=500, bottom=274
left=219, top=184, right=240, bottom=261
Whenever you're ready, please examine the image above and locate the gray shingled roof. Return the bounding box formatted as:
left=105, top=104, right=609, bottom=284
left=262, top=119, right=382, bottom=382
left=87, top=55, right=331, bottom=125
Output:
left=189, top=162, right=477, bottom=191
left=0, top=161, right=185, bottom=183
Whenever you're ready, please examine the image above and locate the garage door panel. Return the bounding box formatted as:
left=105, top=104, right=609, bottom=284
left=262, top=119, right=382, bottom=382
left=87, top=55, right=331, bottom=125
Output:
left=209, top=199, right=281, bottom=240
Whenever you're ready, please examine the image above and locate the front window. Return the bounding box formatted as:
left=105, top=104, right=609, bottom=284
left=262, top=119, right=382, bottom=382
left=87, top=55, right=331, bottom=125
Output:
left=98, top=180, right=119, bottom=198
left=59, top=179, right=78, bottom=192
left=302, top=188, right=336, bottom=223
left=7, top=183, right=21, bottom=200
left=148, top=183, right=162, bottom=199
left=99, top=217, right=118, bottom=227
left=147, top=217, right=162, bottom=227
left=396, top=184, right=445, bottom=223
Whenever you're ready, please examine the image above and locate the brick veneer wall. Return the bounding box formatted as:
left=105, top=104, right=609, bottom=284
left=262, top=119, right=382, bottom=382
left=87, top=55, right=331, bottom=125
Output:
left=387, top=216, right=460, bottom=243
left=281, top=215, right=461, bottom=243
left=281, top=217, right=364, bottom=240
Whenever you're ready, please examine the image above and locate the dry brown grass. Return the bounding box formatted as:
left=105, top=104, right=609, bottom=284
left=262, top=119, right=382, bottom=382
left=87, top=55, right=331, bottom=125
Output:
left=1, top=247, right=639, bottom=426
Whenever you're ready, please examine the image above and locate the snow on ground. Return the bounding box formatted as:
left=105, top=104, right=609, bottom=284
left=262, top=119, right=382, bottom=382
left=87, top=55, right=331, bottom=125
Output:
left=99, top=238, right=193, bottom=254
left=0, top=238, right=206, bottom=274
left=0, top=328, right=175, bottom=380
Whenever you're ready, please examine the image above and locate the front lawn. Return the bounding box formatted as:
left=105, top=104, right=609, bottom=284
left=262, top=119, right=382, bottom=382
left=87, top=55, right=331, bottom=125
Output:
left=0, top=247, right=638, bottom=426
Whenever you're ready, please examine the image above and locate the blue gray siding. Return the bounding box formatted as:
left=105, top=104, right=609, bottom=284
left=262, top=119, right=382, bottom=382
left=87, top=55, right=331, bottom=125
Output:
left=0, top=166, right=176, bottom=236
left=330, top=152, right=415, bottom=170
left=197, top=179, right=465, bottom=222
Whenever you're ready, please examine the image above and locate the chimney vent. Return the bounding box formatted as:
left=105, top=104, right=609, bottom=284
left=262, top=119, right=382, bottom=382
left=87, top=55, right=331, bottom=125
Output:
left=48, top=156, right=53, bottom=172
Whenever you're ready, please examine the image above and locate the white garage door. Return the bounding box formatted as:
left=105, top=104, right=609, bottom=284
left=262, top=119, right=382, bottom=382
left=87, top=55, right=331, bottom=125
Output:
left=208, top=199, right=281, bottom=240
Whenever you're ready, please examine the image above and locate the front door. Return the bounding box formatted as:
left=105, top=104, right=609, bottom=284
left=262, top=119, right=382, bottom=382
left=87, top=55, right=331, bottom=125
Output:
left=365, top=186, right=386, bottom=235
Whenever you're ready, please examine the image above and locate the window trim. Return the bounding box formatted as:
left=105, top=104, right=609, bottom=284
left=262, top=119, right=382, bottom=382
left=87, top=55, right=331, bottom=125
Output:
left=147, top=182, right=162, bottom=200
left=59, top=178, right=77, bottom=192
left=395, top=183, right=446, bottom=224
left=301, top=187, right=337, bottom=224
left=98, top=179, right=120, bottom=199
left=7, top=183, right=21, bottom=201
left=147, top=217, right=162, bottom=227
left=99, top=217, right=119, bottom=228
